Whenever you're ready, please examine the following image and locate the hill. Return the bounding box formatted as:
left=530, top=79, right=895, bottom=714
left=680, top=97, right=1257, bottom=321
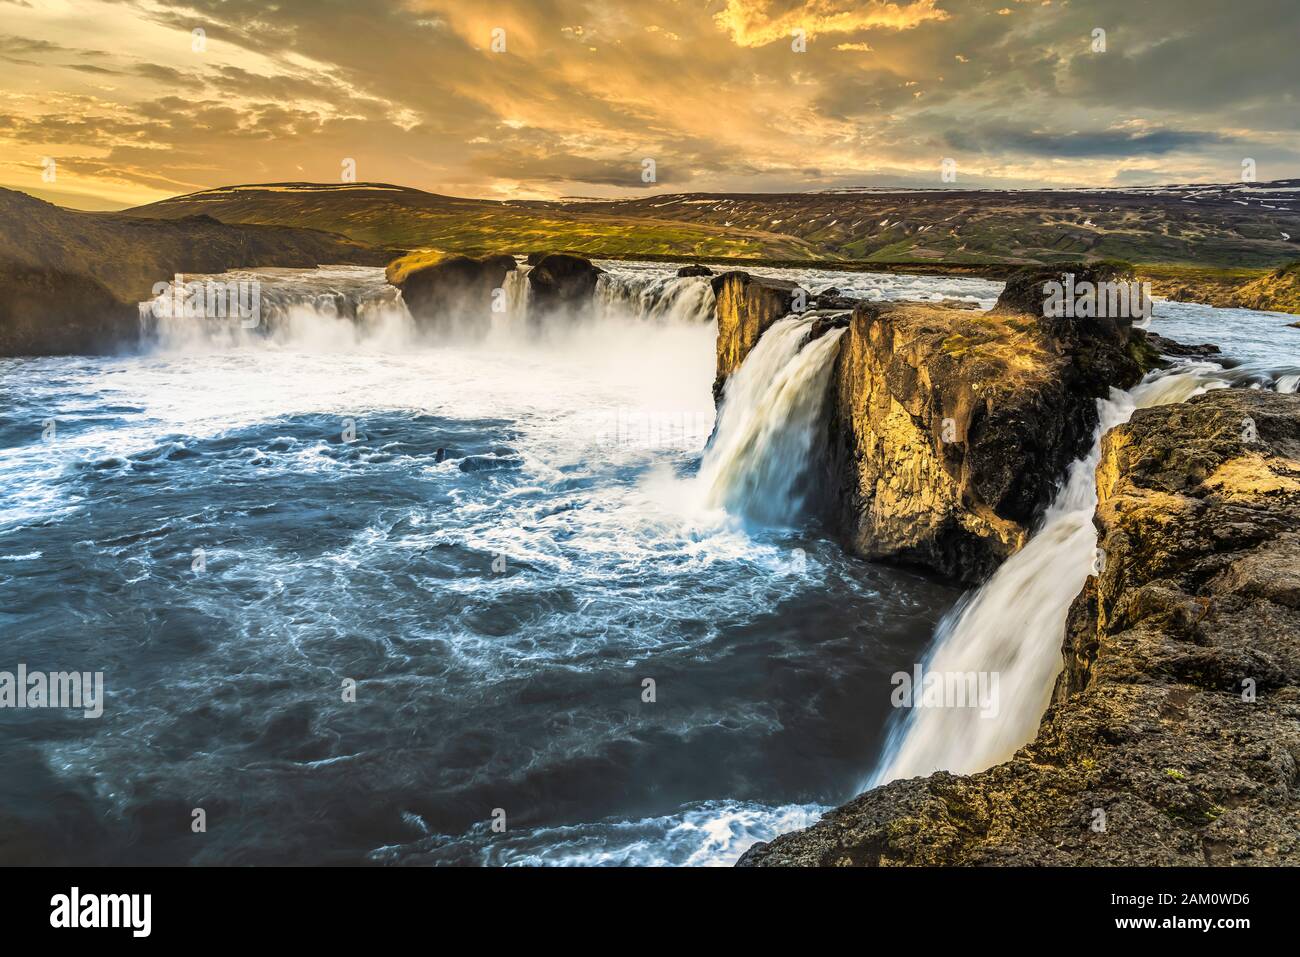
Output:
left=0, top=188, right=391, bottom=301
left=127, top=180, right=1300, bottom=270
left=126, top=183, right=817, bottom=262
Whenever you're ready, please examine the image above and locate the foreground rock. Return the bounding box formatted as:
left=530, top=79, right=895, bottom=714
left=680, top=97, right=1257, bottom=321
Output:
left=526, top=253, right=602, bottom=323
left=741, top=389, right=1300, bottom=866
left=386, top=250, right=516, bottom=333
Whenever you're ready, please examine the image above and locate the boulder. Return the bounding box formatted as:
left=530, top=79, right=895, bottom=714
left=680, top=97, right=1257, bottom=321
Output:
left=389, top=251, right=516, bottom=334
left=526, top=253, right=602, bottom=324
left=677, top=264, right=712, bottom=278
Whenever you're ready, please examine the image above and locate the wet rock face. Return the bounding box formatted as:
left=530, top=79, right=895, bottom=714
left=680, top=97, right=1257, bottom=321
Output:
left=821, top=273, right=1148, bottom=583
left=711, top=271, right=803, bottom=400
left=526, top=253, right=602, bottom=323
left=0, top=263, right=138, bottom=356
left=393, top=253, right=516, bottom=334
left=740, top=389, right=1300, bottom=866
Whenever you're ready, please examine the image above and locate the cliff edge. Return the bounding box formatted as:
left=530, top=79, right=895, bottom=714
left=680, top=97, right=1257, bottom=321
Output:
left=740, top=388, right=1300, bottom=866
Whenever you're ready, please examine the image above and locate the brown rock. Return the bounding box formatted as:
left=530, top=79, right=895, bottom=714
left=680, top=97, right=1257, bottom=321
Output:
left=741, top=389, right=1300, bottom=866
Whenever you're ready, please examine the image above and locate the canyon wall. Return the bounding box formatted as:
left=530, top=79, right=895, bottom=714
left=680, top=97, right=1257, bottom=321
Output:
left=739, top=388, right=1300, bottom=866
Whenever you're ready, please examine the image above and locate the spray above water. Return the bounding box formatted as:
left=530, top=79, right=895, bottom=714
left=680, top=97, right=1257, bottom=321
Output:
left=696, top=315, right=846, bottom=526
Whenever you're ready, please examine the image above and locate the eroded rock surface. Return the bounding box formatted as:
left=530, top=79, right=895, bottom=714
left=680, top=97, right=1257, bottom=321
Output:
left=712, top=264, right=1154, bottom=581
left=711, top=270, right=804, bottom=399
left=740, top=389, right=1300, bottom=866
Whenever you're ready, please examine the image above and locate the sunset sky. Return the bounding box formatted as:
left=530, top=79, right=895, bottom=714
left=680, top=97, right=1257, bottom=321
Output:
left=1, top=0, right=1296, bottom=209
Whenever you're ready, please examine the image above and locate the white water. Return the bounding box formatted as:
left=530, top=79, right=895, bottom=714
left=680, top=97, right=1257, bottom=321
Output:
left=870, top=365, right=1233, bottom=785
left=696, top=315, right=846, bottom=525
left=594, top=270, right=715, bottom=325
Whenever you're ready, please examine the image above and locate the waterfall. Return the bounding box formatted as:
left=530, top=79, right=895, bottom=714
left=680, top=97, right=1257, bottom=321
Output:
left=696, top=315, right=846, bottom=525
left=595, top=272, right=716, bottom=324
left=869, top=364, right=1233, bottom=787
left=137, top=266, right=414, bottom=351
left=487, top=264, right=533, bottom=340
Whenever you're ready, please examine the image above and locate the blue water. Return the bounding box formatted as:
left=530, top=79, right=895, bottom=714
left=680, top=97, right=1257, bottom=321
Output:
left=2, top=263, right=1292, bottom=865
left=0, top=267, right=971, bottom=865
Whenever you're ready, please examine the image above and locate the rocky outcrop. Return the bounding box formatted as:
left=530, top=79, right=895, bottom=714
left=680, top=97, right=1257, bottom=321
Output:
left=0, top=263, right=139, bottom=356
left=387, top=251, right=516, bottom=333
left=710, top=264, right=1154, bottom=582
left=740, top=388, right=1300, bottom=866
left=711, top=271, right=805, bottom=400
left=526, top=253, right=602, bottom=323
left=677, top=264, right=712, bottom=278
left=823, top=266, right=1150, bottom=582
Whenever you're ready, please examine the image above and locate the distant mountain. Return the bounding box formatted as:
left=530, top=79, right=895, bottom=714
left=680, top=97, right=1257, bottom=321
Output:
left=562, top=181, right=1300, bottom=268
left=125, top=180, right=1300, bottom=269
left=0, top=187, right=390, bottom=301
left=126, top=182, right=819, bottom=261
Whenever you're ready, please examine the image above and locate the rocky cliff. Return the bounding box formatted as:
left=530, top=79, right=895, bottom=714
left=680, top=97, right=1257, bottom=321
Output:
left=0, top=187, right=393, bottom=356
left=0, top=263, right=139, bottom=357
left=712, top=264, right=1154, bottom=582
left=740, top=388, right=1300, bottom=866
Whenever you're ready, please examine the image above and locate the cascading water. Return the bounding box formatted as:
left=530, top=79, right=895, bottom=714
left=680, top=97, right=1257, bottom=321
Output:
left=869, top=364, right=1233, bottom=786
left=484, top=264, right=534, bottom=341
left=138, top=265, right=416, bottom=351
left=696, top=315, right=846, bottom=525
left=594, top=270, right=716, bottom=324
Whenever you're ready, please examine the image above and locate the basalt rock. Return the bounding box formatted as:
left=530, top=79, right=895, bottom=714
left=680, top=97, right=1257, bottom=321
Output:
left=526, top=253, right=602, bottom=323
left=711, top=264, right=1154, bottom=581
left=677, top=264, right=712, bottom=278
left=740, top=389, right=1300, bottom=866
left=389, top=252, right=516, bottom=334
left=0, top=263, right=138, bottom=356
left=712, top=271, right=804, bottom=400
left=1147, top=332, right=1222, bottom=359
left=820, top=267, right=1151, bottom=583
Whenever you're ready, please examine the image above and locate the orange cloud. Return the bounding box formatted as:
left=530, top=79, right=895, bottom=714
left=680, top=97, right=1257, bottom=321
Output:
left=714, top=0, right=949, bottom=48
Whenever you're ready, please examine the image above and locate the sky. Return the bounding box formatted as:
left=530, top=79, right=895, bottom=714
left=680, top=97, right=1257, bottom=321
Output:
left=1, top=0, right=1296, bottom=209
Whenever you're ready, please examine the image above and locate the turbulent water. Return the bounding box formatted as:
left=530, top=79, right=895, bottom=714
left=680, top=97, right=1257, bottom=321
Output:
left=0, top=261, right=972, bottom=866
left=2, top=261, right=1294, bottom=865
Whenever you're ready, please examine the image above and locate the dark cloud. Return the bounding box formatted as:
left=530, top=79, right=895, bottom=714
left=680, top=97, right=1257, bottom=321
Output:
left=945, top=126, right=1227, bottom=158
